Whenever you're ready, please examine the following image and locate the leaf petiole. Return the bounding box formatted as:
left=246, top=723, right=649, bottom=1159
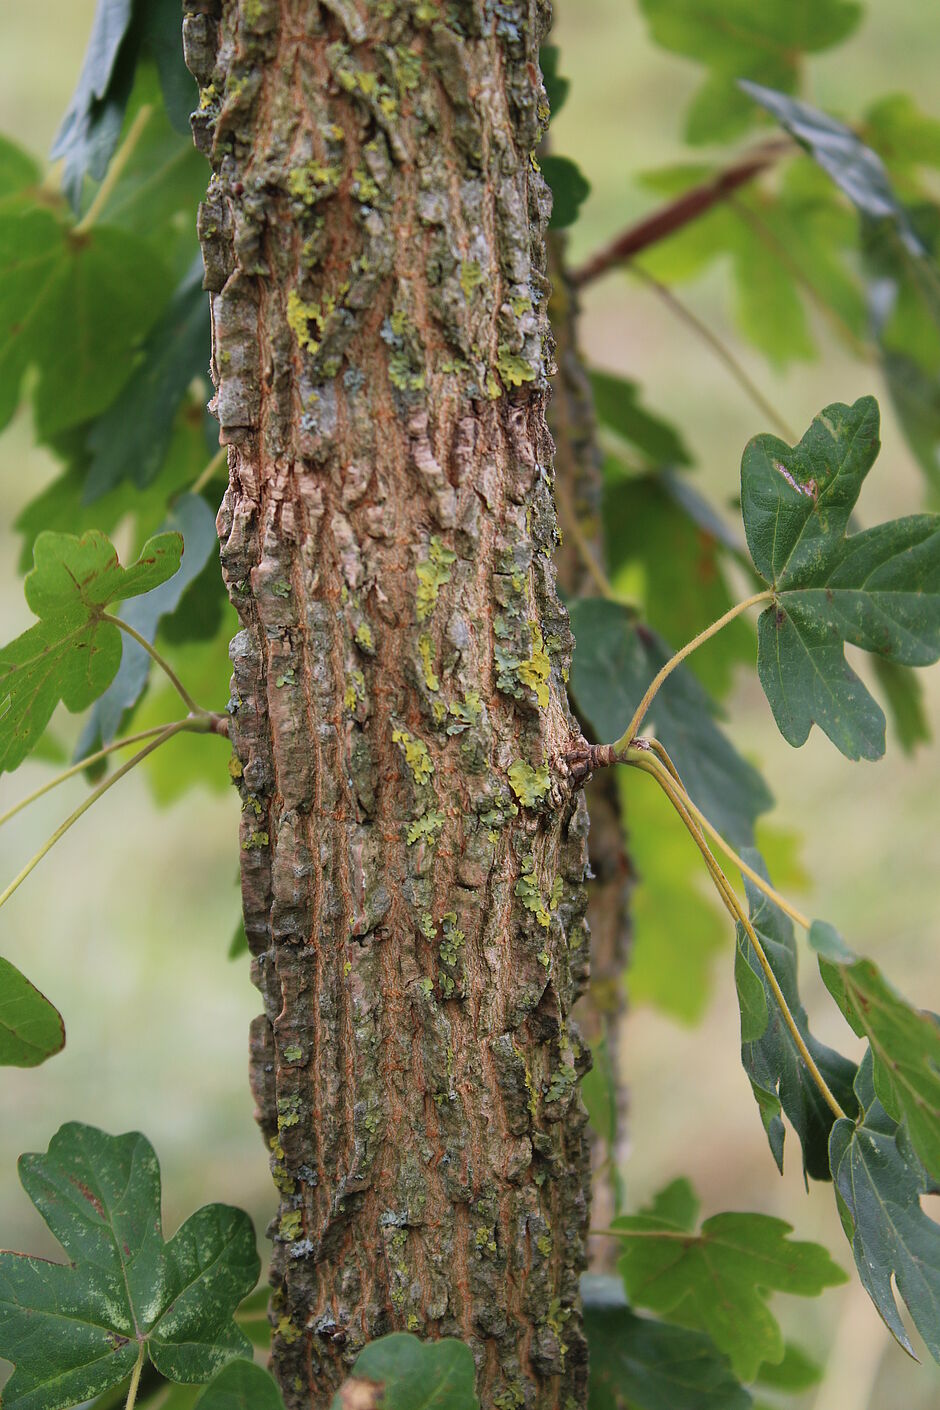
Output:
left=0, top=722, right=210, bottom=830
left=643, top=737, right=812, bottom=932
left=125, top=1347, right=145, bottom=1410
left=0, top=721, right=203, bottom=917
left=190, top=445, right=228, bottom=498
left=612, top=590, right=774, bottom=751
left=103, top=614, right=205, bottom=716
left=626, top=745, right=846, bottom=1121
left=74, top=104, right=153, bottom=236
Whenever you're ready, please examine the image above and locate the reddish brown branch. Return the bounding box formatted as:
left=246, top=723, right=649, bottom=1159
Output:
left=570, top=140, right=791, bottom=288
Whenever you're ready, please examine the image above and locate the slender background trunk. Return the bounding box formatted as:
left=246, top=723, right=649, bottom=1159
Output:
left=185, top=2, right=591, bottom=1405
left=547, top=232, right=632, bottom=1264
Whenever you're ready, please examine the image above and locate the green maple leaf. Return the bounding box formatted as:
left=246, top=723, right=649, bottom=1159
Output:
left=0, top=201, right=171, bottom=438
left=741, top=395, right=940, bottom=759
left=0, top=1123, right=259, bottom=1409
left=0, top=528, right=183, bottom=775
left=734, top=856, right=858, bottom=1181
left=638, top=0, right=861, bottom=145
left=583, top=1276, right=752, bottom=1410
left=829, top=1050, right=940, bottom=1362
left=0, top=955, right=64, bottom=1068
left=612, top=1178, right=847, bottom=1382
left=328, top=1333, right=479, bottom=1410
left=811, top=921, right=940, bottom=1186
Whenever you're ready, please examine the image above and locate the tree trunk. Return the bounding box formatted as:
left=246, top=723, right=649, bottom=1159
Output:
left=184, top=3, right=591, bottom=1406
left=547, top=232, right=632, bottom=1265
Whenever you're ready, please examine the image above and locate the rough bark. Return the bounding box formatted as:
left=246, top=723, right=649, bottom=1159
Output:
left=185, top=3, right=591, bottom=1406
left=547, top=232, right=632, bottom=1266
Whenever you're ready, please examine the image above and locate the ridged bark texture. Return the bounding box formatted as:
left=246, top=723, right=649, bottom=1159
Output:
left=184, top=3, right=591, bottom=1406
left=547, top=233, right=632, bottom=1266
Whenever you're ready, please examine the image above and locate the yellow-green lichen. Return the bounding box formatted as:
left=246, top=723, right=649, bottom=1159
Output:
left=393, top=729, right=434, bottom=785
left=287, top=289, right=320, bottom=352
left=508, top=759, right=550, bottom=808
left=279, top=1210, right=303, bottom=1240
left=439, top=912, right=465, bottom=967
left=277, top=1095, right=301, bottom=1129
left=496, top=344, right=537, bottom=388
left=518, top=623, right=551, bottom=708
left=276, top=1314, right=303, bottom=1346
left=416, top=537, right=457, bottom=620
left=355, top=621, right=374, bottom=653
left=417, top=634, right=439, bottom=691
left=242, top=830, right=269, bottom=851
left=460, top=260, right=483, bottom=298
left=515, top=856, right=551, bottom=928
left=283, top=1044, right=303, bottom=1064
left=407, top=811, right=445, bottom=846
left=344, top=668, right=365, bottom=712
left=287, top=160, right=340, bottom=205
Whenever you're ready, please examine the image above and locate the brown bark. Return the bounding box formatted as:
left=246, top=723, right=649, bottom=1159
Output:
left=185, top=3, right=591, bottom=1406
left=547, top=233, right=632, bottom=1265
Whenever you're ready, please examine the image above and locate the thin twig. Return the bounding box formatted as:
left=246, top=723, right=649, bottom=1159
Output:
left=103, top=615, right=205, bottom=716
left=627, top=749, right=845, bottom=1121
left=613, top=590, right=773, bottom=751
left=628, top=264, right=798, bottom=441
left=0, top=722, right=199, bottom=916
left=571, top=141, right=791, bottom=288
left=191, top=446, right=228, bottom=497
left=0, top=722, right=204, bottom=830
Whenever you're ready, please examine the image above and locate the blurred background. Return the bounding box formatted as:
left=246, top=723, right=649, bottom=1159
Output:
left=0, top=3, right=937, bottom=1407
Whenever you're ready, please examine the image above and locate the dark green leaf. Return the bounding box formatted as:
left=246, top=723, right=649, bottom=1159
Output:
left=0, top=1123, right=259, bottom=1407
left=754, top=1341, right=822, bottom=1391
left=583, top=1275, right=752, bottom=1410
left=590, top=368, right=693, bottom=467
left=0, top=956, right=65, bottom=1068
left=85, top=73, right=207, bottom=276
left=603, top=472, right=752, bottom=697
left=0, top=529, right=182, bottom=774
left=139, top=0, right=197, bottom=134
left=539, top=45, right=569, bottom=118
left=871, top=655, right=931, bottom=753
left=76, top=495, right=218, bottom=753
left=0, top=203, right=172, bottom=438
left=742, top=396, right=940, bottom=759
left=14, top=409, right=209, bottom=575
left=741, top=83, right=926, bottom=256
left=735, top=855, right=858, bottom=1180
left=829, top=1051, right=940, bottom=1361
left=810, top=920, right=940, bottom=1185
left=52, top=0, right=195, bottom=212
left=192, top=1361, right=285, bottom=1410
left=639, top=1, right=861, bottom=145
left=543, top=155, right=590, bottom=230
left=569, top=599, right=772, bottom=844
left=328, top=1333, right=479, bottom=1410
left=51, top=0, right=136, bottom=211
left=612, top=1178, right=847, bottom=1381
left=84, top=262, right=209, bottom=502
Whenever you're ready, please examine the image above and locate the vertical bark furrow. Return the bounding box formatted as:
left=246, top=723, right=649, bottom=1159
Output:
left=187, top=3, right=591, bottom=1406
